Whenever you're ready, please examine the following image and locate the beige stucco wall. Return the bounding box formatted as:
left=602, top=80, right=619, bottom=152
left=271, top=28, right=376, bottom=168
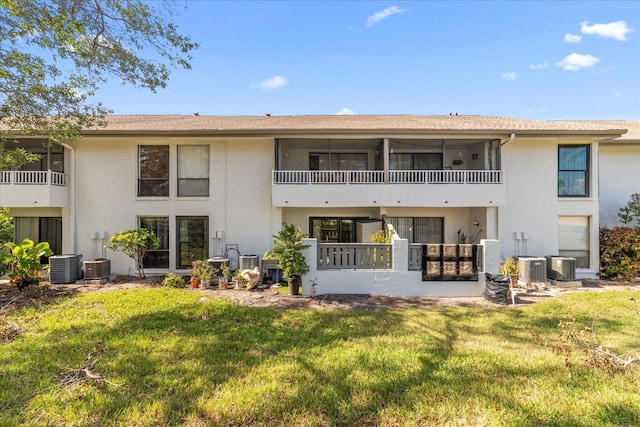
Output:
left=72, top=136, right=279, bottom=274
left=499, top=137, right=600, bottom=277
left=599, top=144, right=640, bottom=228
left=54, top=133, right=608, bottom=279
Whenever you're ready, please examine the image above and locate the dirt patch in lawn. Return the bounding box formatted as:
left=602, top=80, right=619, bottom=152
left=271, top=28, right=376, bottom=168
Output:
left=2, top=276, right=638, bottom=313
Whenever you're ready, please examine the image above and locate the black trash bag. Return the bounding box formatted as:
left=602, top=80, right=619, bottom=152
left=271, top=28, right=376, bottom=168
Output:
left=483, top=272, right=510, bottom=305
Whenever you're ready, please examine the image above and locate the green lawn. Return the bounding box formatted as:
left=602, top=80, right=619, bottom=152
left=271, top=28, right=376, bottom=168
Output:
left=1, top=287, right=639, bottom=426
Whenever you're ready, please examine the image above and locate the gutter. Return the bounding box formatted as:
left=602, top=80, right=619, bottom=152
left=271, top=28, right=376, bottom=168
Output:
left=500, top=133, right=515, bottom=146
left=55, top=140, right=76, bottom=254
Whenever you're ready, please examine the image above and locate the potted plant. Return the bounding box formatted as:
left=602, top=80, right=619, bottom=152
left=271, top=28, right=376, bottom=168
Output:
left=234, top=269, right=247, bottom=289
left=499, top=256, right=520, bottom=288
left=218, top=262, right=230, bottom=289
left=271, top=223, right=310, bottom=295
left=190, top=260, right=216, bottom=289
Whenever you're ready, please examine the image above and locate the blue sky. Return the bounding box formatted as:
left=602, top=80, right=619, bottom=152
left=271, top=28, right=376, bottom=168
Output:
left=95, top=1, right=640, bottom=120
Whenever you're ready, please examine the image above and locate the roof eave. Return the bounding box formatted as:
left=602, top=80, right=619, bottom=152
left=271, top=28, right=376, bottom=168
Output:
left=80, top=128, right=627, bottom=138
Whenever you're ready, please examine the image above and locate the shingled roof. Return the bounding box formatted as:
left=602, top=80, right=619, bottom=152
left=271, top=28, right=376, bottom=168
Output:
left=83, top=114, right=633, bottom=138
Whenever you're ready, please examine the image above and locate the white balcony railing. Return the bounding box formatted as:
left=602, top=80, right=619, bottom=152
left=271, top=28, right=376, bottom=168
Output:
left=0, top=170, right=66, bottom=186
left=273, top=170, right=385, bottom=184
left=273, top=170, right=503, bottom=185
left=390, top=170, right=503, bottom=184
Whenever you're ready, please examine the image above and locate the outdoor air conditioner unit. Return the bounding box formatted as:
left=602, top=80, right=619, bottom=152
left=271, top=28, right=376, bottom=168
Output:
left=518, top=257, right=547, bottom=282
left=49, top=254, right=83, bottom=284
left=83, top=259, right=111, bottom=279
left=545, top=256, right=576, bottom=281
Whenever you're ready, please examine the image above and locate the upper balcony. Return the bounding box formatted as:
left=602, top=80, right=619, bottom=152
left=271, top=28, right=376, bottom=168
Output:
left=271, top=137, right=505, bottom=208
left=0, top=170, right=68, bottom=207
left=272, top=169, right=505, bottom=207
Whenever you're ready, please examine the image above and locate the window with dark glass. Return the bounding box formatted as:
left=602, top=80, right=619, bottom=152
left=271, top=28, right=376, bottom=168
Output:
left=139, top=216, right=169, bottom=268
left=309, top=153, right=367, bottom=170
left=558, top=145, right=589, bottom=197
left=19, top=151, right=64, bottom=173
left=389, top=153, right=443, bottom=170
left=389, top=217, right=444, bottom=243
left=177, top=216, right=208, bottom=268
left=138, top=145, right=169, bottom=197
left=309, top=217, right=367, bottom=243
left=177, top=145, right=209, bottom=197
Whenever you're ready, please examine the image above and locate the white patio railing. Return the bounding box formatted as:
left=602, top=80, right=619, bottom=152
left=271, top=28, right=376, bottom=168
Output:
left=0, top=170, right=66, bottom=186
left=273, top=170, right=503, bottom=185
left=318, top=243, right=392, bottom=270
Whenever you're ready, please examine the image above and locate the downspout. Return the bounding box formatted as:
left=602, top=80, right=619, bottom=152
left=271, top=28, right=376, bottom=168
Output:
left=55, top=140, right=76, bottom=254
left=497, top=133, right=515, bottom=170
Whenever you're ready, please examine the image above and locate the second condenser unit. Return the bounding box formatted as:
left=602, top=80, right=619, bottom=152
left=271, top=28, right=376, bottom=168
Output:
left=518, top=256, right=547, bottom=282
left=546, top=256, right=577, bottom=281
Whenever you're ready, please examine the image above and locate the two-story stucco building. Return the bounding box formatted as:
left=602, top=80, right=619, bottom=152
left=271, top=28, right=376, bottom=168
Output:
left=2, top=115, right=638, bottom=296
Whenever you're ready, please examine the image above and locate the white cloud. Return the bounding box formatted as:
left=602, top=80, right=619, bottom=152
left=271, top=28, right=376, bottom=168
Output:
left=581, top=20, right=633, bottom=41
left=255, top=75, right=288, bottom=90
left=335, top=107, right=355, bottom=115
left=501, top=72, right=517, bottom=81
left=555, top=53, right=599, bottom=71
left=564, top=33, right=582, bottom=43
left=529, top=62, right=549, bottom=70
left=366, top=6, right=407, bottom=27
left=597, top=65, right=616, bottom=75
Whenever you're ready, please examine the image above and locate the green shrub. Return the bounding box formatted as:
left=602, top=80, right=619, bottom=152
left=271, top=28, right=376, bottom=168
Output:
left=106, top=228, right=160, bottom=279
left=162, top=272, right=186, bottom=288
left=599, top=227, right=640, bottom=281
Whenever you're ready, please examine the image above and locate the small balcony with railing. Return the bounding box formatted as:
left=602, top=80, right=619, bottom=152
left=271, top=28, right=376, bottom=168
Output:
left=272, top=138, right=505, bottom=208
left=0, top=170, right=68, bottom=207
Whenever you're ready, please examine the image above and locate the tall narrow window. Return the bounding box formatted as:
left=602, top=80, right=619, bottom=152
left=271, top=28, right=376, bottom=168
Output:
left=138, top=145, right=169, bottom=197
left=558, top=145, right=589, bottom=197
left=558, top=216, right=589, bottom=268
left=177, top=216, right=208, bottom=268
left=177, top=145, right=209, bottom=197
left=139, top=216, right=169, bottom=268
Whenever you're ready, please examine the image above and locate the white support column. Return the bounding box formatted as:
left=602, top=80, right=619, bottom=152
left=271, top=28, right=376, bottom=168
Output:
left=301, top=238, right=318, bottom=297
left=392, top=237, right=409, bottom=272
left=481, top=239, right=500, bottom=275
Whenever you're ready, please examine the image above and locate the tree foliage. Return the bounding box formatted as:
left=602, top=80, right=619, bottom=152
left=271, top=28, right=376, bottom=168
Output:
left=0, top=207, right=14, bottom=244
left=0, top=208, right=14, bottom=271
left=106, top=228, right=159, bottom=279
left=0, top=0, right=198, bottom=143
left=618, top=193, right=640, bottom=226
left=599, top=227, right=640, bottom=281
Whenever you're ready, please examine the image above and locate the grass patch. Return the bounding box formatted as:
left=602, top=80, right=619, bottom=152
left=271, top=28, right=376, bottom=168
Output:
left=1, top=288, right=639, bottom=425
